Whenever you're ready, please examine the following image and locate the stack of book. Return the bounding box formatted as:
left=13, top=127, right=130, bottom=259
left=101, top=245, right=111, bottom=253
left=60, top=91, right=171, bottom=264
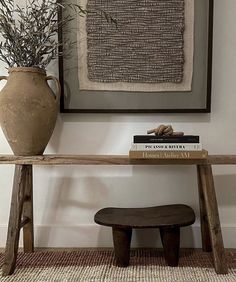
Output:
left=129, top=135, right=207, bottom=159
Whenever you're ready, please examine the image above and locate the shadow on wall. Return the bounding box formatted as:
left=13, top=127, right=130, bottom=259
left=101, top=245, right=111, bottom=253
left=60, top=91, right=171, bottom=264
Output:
left=34, top=164, right=198, bottom=248
left=48, top=111, right=212, bottom=154
left=56, top=113, right=212, bottom=124
left=134, top=226, right=195, bottom=248
left=48, top=114, right=115, bottom=154
left=35, top=176, right=108, bottom=246
left=214, top=174, right=236, bottom=207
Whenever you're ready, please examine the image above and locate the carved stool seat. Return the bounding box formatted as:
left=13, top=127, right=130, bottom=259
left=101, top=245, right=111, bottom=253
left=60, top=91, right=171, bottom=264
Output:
left=94, top=204, right=195, bottom=267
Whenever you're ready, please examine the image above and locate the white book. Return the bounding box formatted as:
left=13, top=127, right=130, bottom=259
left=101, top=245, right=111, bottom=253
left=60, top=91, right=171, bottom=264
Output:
left=131, top=143, right=202, bottom=151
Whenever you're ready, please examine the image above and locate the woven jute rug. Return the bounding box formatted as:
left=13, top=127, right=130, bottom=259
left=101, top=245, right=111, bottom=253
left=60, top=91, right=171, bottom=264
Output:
left=0, top=249, right=236, bottom=281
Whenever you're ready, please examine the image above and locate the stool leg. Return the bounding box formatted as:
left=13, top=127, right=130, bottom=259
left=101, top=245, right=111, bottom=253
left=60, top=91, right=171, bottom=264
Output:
left=112, top=227, right=132, bottom=267
left=160, top=227, right=180, bottom=267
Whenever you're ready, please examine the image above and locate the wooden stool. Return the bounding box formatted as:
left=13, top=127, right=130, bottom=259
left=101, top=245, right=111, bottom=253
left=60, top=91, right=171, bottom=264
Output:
left=94, top=204, right=195, bottom=267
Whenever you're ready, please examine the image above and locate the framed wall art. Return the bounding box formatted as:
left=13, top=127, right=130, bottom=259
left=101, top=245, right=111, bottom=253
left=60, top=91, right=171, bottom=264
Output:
left=59, top=0, right=213, bottom=113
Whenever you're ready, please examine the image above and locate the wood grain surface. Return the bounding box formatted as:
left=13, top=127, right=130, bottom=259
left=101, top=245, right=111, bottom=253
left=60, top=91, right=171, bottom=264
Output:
left=0, top=154, right=235, bottom=165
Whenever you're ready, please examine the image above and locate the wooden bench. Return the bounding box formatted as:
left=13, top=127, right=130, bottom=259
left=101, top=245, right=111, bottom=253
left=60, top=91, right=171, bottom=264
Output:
left=95, top=204, right=195, bottom=267
left=0, top=155, right=230, bottom=275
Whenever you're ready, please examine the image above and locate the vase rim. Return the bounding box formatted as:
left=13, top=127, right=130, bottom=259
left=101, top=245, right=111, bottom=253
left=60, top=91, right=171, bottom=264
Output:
left=8, top=67, right=46, bottom=75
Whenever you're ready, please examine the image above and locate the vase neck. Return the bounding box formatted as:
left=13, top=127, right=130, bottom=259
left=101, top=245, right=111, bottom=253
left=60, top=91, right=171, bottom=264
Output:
left=8, top=67, right=46, bottom=76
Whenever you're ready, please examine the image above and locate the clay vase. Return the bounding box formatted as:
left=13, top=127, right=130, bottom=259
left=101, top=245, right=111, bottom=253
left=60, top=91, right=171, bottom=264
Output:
left=0, top=67, right=60, bottom=155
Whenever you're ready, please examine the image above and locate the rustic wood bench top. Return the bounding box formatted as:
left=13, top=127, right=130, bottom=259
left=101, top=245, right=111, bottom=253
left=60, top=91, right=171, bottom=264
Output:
left=0, top=154, right=235, bottom=165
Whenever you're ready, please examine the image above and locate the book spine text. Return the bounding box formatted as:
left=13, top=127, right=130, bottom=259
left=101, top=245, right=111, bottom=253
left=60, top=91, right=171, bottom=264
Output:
left=129, top=150, right=207, bottom=159
left=131, top=143, right=202, bottom=151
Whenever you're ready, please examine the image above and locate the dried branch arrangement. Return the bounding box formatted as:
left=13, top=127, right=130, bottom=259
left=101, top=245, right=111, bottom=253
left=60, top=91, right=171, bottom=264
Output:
left=0, top=0, right=86, bottom=69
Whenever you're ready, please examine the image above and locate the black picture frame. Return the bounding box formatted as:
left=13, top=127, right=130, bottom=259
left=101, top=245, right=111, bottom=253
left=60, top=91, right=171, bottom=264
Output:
left=59, top=0, right=213, bottom=113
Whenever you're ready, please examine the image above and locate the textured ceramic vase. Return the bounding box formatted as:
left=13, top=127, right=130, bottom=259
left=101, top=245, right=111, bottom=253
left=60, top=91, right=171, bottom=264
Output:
left=0, top=67, right=60, bottom=155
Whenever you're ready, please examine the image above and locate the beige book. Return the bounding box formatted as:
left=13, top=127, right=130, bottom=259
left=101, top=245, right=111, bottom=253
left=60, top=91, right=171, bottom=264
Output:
left=129, top=150, right=208, bottom=159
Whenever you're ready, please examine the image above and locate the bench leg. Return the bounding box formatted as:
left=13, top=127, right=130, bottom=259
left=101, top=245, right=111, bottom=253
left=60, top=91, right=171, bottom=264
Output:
left=22, top=165, right=34, bottom=253
left=2, top=165, right=33, bottom=276
left=112, top=227, right=132, bottom=267
left=197, top=165, right=212, bottom=252
left=160, top=227, right=180, bottom=267
left=198, top=165, right=228, bottom=274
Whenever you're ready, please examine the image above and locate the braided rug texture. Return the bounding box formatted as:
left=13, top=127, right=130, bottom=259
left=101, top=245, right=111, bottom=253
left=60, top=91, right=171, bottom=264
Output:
left=86, top=0, right=185, bottom=84
left=0, top=249, right=236, bottom=281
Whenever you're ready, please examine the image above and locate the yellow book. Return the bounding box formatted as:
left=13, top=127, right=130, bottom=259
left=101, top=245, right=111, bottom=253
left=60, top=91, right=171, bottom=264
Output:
left=129, top=150, right=208, bottom=159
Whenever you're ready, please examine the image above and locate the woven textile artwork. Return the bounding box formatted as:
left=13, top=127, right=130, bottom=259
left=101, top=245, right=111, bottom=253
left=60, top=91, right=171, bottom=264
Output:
left=77, top=0, right=194, bottom=92
left=86, top=0, right=185, bottom=84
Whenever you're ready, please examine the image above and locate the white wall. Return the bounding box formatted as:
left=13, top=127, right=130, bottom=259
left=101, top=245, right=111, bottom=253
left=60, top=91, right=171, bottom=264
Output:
left=0, top=0, right=236, bottom=248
